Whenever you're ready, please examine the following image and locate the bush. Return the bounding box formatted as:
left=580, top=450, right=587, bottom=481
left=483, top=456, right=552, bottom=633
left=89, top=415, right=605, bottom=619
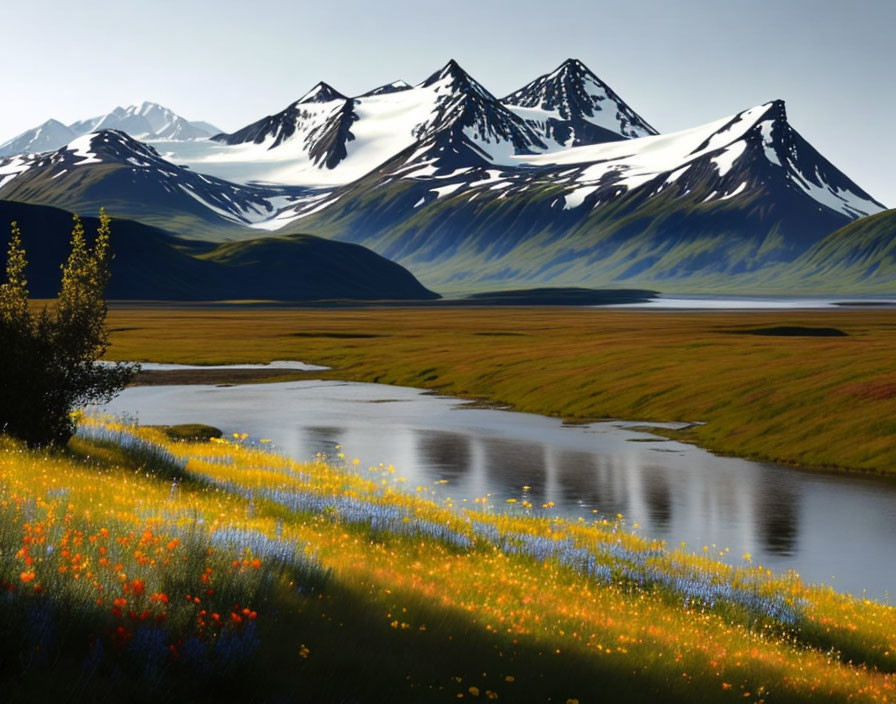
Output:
left=0, top=210, right=137, bottom=446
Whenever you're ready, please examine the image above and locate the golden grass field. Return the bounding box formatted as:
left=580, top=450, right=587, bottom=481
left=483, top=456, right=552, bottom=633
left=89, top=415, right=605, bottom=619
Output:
left=104, top=306, right=896, bottom=475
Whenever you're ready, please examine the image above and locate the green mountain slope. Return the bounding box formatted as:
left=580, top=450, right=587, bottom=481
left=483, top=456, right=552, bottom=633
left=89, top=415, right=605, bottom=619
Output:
left=782, top=210, right=896, bottom=292
left=0, top=201, right=438, bottom=301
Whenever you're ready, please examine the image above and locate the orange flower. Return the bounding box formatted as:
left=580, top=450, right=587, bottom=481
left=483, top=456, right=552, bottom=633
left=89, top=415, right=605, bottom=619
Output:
left=19, top=571, right=35, bottom=584
left=130, top=579, right=145, bottom=596
left=251, top=558, right=261, bottom=569
left=150, top=592, right=169, bottom=605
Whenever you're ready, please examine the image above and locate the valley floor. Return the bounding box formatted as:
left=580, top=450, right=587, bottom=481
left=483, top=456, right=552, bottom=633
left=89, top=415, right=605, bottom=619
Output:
left=104, top=306, right=896, bottom=475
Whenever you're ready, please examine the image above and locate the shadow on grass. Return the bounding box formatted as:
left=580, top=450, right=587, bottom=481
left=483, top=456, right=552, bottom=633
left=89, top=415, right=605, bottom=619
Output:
left=720, top=326, right=848, bottom=337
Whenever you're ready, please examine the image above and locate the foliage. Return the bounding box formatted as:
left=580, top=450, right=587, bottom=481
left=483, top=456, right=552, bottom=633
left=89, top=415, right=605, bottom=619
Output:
left=0, top=211, right=137, bottom=446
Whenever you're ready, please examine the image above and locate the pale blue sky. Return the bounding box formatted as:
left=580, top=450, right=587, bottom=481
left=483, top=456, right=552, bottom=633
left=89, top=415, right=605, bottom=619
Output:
left=4, top=0, right=894, bottom=204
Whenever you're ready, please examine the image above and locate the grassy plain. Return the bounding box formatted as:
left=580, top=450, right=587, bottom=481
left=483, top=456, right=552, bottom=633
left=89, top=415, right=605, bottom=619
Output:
left=104, top=306, right=896, bottom=474
left=2, top=418, right=894, bottom=702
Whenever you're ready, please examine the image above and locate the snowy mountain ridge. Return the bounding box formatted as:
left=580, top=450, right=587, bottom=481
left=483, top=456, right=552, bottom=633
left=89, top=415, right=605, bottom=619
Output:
left=0, top=102, right=222, bottom=158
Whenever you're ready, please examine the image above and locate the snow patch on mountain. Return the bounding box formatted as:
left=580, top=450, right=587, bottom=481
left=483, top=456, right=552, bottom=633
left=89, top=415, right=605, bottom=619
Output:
left=67, top=134, right=102, bottom=165
left=563, top=184, right=598, bottom=209
left=430, top=182, right=465, bottom=198
left=789, top=168, right=882, bottom=218
left=711, top=141, right=747, bottom=177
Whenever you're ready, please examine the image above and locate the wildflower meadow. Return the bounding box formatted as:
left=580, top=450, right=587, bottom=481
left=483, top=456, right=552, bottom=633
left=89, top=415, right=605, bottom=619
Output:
left=0, top=416, right=893, bottom=702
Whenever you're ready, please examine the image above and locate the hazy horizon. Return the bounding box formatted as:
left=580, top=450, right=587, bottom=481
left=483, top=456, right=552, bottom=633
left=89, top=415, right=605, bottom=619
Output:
left=3, top=0, right=894, bottom=205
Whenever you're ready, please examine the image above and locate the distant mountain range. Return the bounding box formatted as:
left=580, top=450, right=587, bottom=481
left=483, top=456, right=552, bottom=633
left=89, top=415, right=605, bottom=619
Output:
left=0, top=200, right=437, bottom=301
left=0, top=59, right=891, bottom=295
left=0, top=102, right=220, bottom=157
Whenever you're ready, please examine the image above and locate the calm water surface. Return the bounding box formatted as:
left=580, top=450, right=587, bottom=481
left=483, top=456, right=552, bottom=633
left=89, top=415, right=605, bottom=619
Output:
left=101, top=378, right=896, bottom=600
left=612, top=295, right=896, bottom=309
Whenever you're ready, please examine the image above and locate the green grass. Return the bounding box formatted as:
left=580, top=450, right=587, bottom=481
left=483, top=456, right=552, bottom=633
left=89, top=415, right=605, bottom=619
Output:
left=103, top=306, right=896, bottom=474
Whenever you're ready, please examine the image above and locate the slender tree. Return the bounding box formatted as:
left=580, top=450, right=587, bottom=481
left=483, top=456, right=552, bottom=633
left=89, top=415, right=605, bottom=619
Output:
left=0, top=210, right=137, bottom=446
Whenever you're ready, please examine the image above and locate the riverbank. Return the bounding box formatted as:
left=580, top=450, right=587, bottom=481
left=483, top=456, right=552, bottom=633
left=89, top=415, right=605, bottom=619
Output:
left=105, top=307, right=896, bottom=475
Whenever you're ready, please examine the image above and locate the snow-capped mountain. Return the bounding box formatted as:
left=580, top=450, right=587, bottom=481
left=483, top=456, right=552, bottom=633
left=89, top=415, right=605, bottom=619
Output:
left=510, top=100, right=881, bottom=220
left=0, top=130, right=308, bottom=234
left=0, top=102, right=221, bottom=158
left=273, top=99, right=886, bottom=291
left=211, top=82, right=357, bottom=169
left=502, top=58, right=657, bottom=146
left=0, top=60, right=888, bottom=293
left=198, top=60, right=548, bottom=187
left=72, top=59, right=651, bottom=189
left=0, top=119, right=78, bottom=158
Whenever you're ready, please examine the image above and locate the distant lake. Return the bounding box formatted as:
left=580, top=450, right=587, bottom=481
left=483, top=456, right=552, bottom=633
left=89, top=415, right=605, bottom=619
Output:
left=611, top=295, right=896, bottom=309
left=100, top=375, right=896, bottom=601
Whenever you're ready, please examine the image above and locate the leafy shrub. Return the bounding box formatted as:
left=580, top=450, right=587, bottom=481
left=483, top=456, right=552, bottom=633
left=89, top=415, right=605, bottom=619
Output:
left=0, top=211, right=137, bottom=446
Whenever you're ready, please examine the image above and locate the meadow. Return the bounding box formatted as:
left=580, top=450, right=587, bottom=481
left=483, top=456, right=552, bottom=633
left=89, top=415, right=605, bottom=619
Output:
left=1, top=416, right=894, bottom=703
left=104, top=306, right=896, bottom=475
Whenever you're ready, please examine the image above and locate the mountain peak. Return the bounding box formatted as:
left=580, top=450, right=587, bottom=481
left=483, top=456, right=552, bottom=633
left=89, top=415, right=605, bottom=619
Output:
left=502, top=60, right=657, bottom=143
left=297, top=82, right=347, bottom=104
left=422, top=59, right=475, bottom=88
left=131, top=100, right=168, bottom=115
left=764, top=98, right=787, bottom=122
left=86, top=128, right=162, bottom=156
left=556, top=58, right=589, bottom=73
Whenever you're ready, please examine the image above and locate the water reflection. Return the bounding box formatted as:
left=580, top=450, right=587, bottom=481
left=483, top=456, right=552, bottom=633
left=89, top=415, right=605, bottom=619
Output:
left=642, top=467, right=672, bottom=529
left=416, top=430, right=472, bottom=478
left=757, top=480, right=800, bottom=557
left=100, top=379, right=896, bottom=599
left=481, top=437, right=547, bottom=497
left=304, top=426, right=346, bottom=458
